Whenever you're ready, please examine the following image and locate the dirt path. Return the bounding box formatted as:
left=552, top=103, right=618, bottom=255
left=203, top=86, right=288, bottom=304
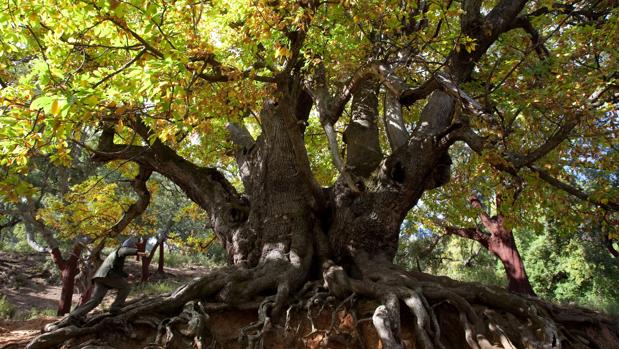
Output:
left=0, top=317, right=57, bottom=349
left=0, top=251, right=211, bottom=349
left=0, top=252, right=62, bottom=317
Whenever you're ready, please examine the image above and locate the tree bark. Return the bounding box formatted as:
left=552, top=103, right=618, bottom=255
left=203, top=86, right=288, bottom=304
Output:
left=157, top=238, right=165, bottom=274
left=141, top=240, right=162, bottom=282
left=136, top=238, right=146, bottom=261
left=489, top=228, right=536, bottom=296
left=445, top=197, right=536, bottom=296
left=50, top=242, right=82, bottom=315
left=343, top=78, right=382, bottom=177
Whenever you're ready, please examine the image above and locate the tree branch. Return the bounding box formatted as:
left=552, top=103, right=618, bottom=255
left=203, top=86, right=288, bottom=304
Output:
left=25, top=224, right=50, bottom=253
left=105, top=165, right=152, bottom=237
left=512, top=115, right=580, bottom=168
left=107, top=16, right=164, bottom=58
left=226, top=122, right=255, bottom=187
left=93, top=49, right=146, bottom=88
left=383, top=90, right=409, bottom=151
left=508, top=17, right=549, bottom=57
left=444, top=226, right=489, bottom=249
left=91, top=124, right=248, bottom=234
left=527, top=165, right=619, bottom=212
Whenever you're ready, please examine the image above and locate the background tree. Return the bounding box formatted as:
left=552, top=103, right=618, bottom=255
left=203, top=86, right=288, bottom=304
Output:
left=442, top=194, right=536, bottom=296
left=0, top=148, right=153, bottom=315
left=0, top=0, right=617, bottom=348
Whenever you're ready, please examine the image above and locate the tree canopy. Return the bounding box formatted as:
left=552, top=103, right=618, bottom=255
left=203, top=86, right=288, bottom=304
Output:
left=1, top=0, right=617, bottom=226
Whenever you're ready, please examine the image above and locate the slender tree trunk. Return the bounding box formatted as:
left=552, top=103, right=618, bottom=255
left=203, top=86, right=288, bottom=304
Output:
left=157, top=239, right=165, bottom=274
left=50, top=243, right=82, bottom=315
left=141, top=257, right=151, bottom=282
left=136, top=238, right=146, bottom=261
left=58, top=263, right=78, bottom=315
left=79, top=286, right=93, bottom=306
left=141, top=240, right=161, bottom=282
left=76, top=241, right=105, bottom=306
left=445, top=197, right=536, bottom=296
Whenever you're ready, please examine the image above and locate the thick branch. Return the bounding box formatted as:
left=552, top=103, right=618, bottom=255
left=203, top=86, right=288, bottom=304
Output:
left=399, top=78, right=439, bottom=107
left=92, top=126, right=248, bottom=231
left=484, top=1, right=530, bottom=38
left=448, top=0, right=528, bottom=81
left=444, top=226, right=489, bottom=248
left=18, top=200, right=60, bottom=250
left=226, top=122, right=255, bottom=187
left=343, top=78, right=383, bottom=177
left=461, top=0, right=482, bottom=32
left=512, top=116, right=579, bottom=168
left=105, top=165, right=152, bottom=236
left=508, top=17, right=549, bottom=57
left=383, top=90, right=409, bottom=151
left=528, top=165, right=619, bottom=211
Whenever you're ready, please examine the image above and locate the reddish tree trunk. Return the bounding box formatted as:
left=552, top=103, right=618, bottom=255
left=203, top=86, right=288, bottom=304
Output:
left=488, top=230, right=536, bottom=296
left=136, top=238, right=146, bottom=261
left=157, top=239, right=165, bottom=274
left=79, top=285, right=93, bottom=305
left=58, top=264, right=78, bottom=315
left=50, top=243, right=83, bottom=315
left=445, top=197, right=536, bottom=297
left=141, top=256, right=151, bottom=282
left=140, top=240, right=161, bottom=282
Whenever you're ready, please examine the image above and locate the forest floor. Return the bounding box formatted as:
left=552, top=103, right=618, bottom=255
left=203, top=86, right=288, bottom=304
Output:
left=0, top=251, right=210, bottom=349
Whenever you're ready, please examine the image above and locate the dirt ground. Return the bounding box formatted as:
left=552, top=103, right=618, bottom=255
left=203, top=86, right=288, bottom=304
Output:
left=0, top=251, right=210, bottom=349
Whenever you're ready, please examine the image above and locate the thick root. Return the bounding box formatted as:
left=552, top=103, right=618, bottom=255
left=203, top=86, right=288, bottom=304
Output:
left=27, top=259, right=619, bottom=349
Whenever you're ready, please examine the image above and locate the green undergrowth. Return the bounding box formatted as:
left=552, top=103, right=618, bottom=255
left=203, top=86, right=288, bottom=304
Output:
left=22, top=307, right=56, bottom=320
left=0, top=295, right=16, bottom=319
left=165, top=251, right=225, bottom=269
left=131, top=280, right=182, bottom=297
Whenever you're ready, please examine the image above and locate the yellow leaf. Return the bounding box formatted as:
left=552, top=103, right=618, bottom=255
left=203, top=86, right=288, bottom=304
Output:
left=51, top=99, right=60, bottom=115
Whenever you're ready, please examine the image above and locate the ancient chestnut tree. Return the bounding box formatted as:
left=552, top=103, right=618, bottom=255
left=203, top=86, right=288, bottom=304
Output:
left=0, top=0, right=618, bottom=348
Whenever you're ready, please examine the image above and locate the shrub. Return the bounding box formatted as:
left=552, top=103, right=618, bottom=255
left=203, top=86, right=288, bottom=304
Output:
left=0, top=295, right=16, bottom=319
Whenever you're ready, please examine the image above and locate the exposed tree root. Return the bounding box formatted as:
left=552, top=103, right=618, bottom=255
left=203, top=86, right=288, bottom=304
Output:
left=27, top=259, right=619, bottom=349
